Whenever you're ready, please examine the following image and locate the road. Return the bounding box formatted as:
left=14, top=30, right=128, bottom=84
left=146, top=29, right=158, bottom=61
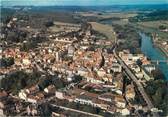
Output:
left=113, top=48, right=159, bottom=117
left=33, top=62, right=46, bottom=73
left=50, top=104, right=103, bottom=117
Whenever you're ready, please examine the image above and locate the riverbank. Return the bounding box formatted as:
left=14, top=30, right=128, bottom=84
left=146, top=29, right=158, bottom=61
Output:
left=154, top=43, right=168, bottom=58
left=149, top=33, right=168, bottom=58
left=140, top=32, right=168, bottom=80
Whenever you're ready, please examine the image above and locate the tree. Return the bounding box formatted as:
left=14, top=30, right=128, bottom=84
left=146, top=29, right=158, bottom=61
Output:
left=146, top=85, right=155, bottom=96
left=38, top=79, right=51, bottom=91
left=40, top=103, right=52, bottom=117
left=136, top=59, right=142, bottom=66
left=83, top=105, right=96, bottom=113
left=159, top=25, right=167, bottom=30
left=6, top=57, right=14, bottom=66
left=151, top=69, right=165, bottom=80
left=52, top=79, right=65, bottom=89
left=44, top=21, right=54, bottom=27
left=0, top=71, right=41, bottom=94
left=73, top=75, right=83, bottom=83
left=145, top=78, right=168, bottom=116
left=7, top=31, right=19, bottom=42
left=0, top=57, right=14, bottom=68
left=152, top=87, right=163, bottom=106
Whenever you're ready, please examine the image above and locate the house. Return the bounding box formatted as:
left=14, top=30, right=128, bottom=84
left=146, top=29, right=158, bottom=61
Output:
left=25, top=85, right=40, bottom=94
left=85, top=72, right=104, bottom=84
left=132, top=54, right=143, bottom=62
left=111, top=63, right=122, bottom=73
left=98, top=93, right=115, bottom=102
left=22, top=58, right=31, bottom=65
left=74, top=92, right=98, bottom=107
left=43, top=54, right=55, bottom=63
left=0, top=91, right=8, bottom=99
left=86, top=77, right=104, bottom=84
left=141, top=57, right=151, bottom=65
left=125, top=84, right=136, bottom=100
left=27, top=93, right=44, bottom=104
left=77, top=67, right=88, bottom=76
left=93, top=98, right=114, bottom=110
left=19, top=85, right=40, bottom=101
left=132, top=65, right=141, bottom=73
left=55, top=91, right=64, bottom=99
left=107, top=106, right=117, bottom=114
left=143, top=64, right=156, bottom=73
left=12, top=18, right=18, bottom=21
left=121, top=108, right=130, bottom=116
left=97, top=68, right=106, bottom=77
left=141, top=69, right=154, bottom=81
left=114, top=95, right=126, bottom=108
left=54, top=37, right=73, bottom=43
left=19, top=90, right=28, bottom=100
left=44, top=85, right=56, bottom=94
left=102, top=74, right=113, bottom=83
left=68, top=46, right=75, bottom=57
left=55, top=52, right=60, bottom=62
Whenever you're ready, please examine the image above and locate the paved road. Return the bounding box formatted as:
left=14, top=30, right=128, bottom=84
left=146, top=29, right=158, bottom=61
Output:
left=113, top=48, right=159, bottom=117
left=51, top=104, right=103, bottom=117
left=33, top=62, right=46, bottom=73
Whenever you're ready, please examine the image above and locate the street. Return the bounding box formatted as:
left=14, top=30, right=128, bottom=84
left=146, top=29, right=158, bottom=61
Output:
left=113, top=48, right=159, bottom=117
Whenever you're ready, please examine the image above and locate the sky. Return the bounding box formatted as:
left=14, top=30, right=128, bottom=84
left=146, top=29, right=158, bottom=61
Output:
left=1, top=0, right=168, bottom=6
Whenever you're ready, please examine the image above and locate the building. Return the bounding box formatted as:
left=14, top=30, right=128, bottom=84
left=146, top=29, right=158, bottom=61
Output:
left=19, top=90, right=28, bottom=100
left=143, top=64, right=156, bottom=73
left=114, top=95, right=126, bottom=108
left=44, top=85, right=56, bottom=94
left=98, top=93, right=115, bottom=102
left=55, top=91, right=64, bottom=99
left=27, top=93, right=44, bottom=104
left=25, top=85, right=40, bottom=94
left=74, top=92, right=98, bottom=107
left=22, top=58, right=31, bottom=66
left=111, top=63, right=122, bottom=73
left=125, top=84, right=136, bottom=100
left=68, top=46, right=75, bottom=57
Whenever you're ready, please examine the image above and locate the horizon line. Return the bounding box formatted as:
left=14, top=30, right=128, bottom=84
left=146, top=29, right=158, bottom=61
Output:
left=2, top=3, right=168, bottom=7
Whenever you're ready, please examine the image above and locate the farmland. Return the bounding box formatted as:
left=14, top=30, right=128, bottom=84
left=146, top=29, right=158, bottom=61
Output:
left=133, top=21, right=168, bottom=40
left=79, top=12, right=137, bottom=19
left=49, top=21, right=81, bottom=33
left=89, top=22, right=115, bottom=41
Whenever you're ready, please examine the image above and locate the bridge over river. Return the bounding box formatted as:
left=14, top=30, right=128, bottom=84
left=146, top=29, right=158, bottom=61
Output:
left=151, top=60, right=168, bottom=65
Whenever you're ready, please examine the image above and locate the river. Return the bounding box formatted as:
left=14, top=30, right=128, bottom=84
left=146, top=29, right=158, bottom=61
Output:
left=140, top=32, right=168, bottom=80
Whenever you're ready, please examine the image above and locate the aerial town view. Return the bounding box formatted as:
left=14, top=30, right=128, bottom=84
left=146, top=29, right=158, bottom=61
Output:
left=0, top=0, right=168, bottom=117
